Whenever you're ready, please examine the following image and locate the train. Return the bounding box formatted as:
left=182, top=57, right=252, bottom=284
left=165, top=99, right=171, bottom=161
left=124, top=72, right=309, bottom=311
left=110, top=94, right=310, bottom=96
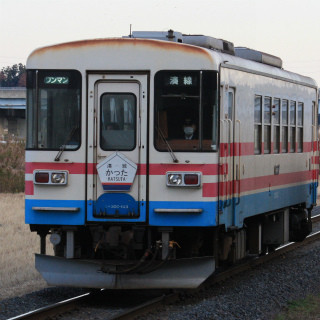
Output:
left=25, top=30, right=318, bottom=289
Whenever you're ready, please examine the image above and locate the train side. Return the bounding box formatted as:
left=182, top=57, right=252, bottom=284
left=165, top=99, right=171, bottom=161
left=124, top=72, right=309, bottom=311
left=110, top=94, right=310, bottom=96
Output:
left=25, top=33, right=318, bottom=289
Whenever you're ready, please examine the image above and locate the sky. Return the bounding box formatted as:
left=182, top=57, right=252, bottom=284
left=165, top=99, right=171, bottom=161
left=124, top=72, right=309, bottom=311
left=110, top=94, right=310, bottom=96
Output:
left=1, top=0, right=320, bottom=84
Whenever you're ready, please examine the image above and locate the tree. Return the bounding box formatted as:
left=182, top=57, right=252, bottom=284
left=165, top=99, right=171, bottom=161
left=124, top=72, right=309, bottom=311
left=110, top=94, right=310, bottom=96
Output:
left=0, top=63, right=26, bottom=87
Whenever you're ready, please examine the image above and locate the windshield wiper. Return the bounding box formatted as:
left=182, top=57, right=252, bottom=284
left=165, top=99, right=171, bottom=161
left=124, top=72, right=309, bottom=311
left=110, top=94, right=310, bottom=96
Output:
left=54, top=126, right=78, bottom=162
left=157, top=126, right=179, bottom=163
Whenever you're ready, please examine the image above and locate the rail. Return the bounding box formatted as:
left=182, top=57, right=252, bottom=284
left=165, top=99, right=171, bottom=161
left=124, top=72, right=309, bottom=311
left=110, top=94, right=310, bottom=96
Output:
left=8, top=214, right=320, bottom=320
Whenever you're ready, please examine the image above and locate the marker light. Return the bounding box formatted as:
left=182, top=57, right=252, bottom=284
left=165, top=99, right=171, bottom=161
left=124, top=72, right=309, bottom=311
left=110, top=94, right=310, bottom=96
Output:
left=184, top=174, right=199, bottom=185
left=35, top=172, right=49, bottom=183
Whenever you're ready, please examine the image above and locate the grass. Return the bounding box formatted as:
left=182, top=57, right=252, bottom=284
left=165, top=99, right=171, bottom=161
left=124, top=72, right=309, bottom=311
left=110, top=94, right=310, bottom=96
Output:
left=275, top=295, right=320, bottom=320
left=0, top=193, right=51, bottom=300
left=0, top=141, right=25, bottom=193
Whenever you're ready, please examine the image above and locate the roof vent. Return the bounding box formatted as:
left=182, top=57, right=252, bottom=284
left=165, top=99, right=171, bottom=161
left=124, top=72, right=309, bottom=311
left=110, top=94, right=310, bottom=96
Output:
left=182, top=35, right=235, bottom=55
left=235, top=47, right=282, bottom=68
left=128, top=30, right=183, bottom=43
left=124, top=30, right=234, bottom=54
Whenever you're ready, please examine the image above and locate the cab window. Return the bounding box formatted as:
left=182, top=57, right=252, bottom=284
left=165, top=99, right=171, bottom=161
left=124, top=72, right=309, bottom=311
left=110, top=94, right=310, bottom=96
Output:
left=154, top=70, right=218, bottom=152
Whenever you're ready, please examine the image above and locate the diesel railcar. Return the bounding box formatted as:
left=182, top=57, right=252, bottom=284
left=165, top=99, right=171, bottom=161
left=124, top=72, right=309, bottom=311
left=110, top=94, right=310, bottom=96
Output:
left=25, top=30, right=318, bottom=289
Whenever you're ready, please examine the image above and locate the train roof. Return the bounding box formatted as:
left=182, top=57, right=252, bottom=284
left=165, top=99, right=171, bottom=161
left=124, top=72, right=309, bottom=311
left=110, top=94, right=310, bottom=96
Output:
left=27, top=31, right=317, bottom=88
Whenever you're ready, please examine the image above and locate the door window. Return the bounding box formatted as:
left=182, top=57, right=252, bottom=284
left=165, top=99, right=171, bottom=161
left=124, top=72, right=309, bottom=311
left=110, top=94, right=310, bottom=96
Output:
left=100, top=93, right=136, bottom=150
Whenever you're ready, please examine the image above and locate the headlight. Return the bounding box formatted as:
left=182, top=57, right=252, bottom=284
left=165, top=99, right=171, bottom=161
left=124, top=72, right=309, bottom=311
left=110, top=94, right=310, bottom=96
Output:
left=51, top=172, right=66, bottom=184
left=167, top=174, right=182, bottom=186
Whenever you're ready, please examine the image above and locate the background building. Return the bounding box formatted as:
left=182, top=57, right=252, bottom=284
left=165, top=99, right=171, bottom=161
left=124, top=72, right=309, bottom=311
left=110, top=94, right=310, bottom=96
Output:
left=0, top=87, right=26, bottom=141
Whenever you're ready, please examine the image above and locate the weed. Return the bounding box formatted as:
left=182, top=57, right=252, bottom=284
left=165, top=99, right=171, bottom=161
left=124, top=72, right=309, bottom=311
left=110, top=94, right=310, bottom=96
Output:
left=275, top=295, right=320, bottom=320
left=0, top=141, right=25, bottom=193
left=0, top=193, right=52, bottom=300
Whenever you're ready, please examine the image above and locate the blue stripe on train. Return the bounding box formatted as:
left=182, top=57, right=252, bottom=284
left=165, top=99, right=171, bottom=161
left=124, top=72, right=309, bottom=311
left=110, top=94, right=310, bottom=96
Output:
left=149, top=201, right=218, bottom=227
left=219, top=182, right=315, bottom=228
left=25, top=183, right=316, bottom=226
left=25, top=199, right=86, bottom=225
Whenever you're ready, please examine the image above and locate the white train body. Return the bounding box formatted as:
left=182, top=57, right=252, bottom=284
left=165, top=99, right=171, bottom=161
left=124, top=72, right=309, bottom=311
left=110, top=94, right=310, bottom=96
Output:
left=25, top=31, right=318, bottom=289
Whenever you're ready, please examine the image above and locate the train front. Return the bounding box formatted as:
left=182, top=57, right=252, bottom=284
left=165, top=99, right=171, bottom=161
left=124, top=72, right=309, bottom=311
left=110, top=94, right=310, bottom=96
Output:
left=25, top=37, right=220, bottom=289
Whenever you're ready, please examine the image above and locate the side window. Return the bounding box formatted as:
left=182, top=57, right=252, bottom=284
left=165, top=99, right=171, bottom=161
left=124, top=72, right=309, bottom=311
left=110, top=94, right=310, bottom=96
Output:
left=289, top=101, right=296, bottom=152
left=281, top=100, right=288, bottom=153
left=100, top=93, right=136, bottom=151
left=228, top=91, right=234, bottom=120
left=273, top=98, right=280, bottom=153
left=264, top=97, right=271, bottom=154
left=297, top=102, right=303, bottom=152
left=254, top=95, right=262, bottom=154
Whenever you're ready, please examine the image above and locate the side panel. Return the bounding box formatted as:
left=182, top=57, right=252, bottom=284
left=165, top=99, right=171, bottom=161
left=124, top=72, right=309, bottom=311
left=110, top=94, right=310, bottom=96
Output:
left=219, top=67, right=317, bottom=229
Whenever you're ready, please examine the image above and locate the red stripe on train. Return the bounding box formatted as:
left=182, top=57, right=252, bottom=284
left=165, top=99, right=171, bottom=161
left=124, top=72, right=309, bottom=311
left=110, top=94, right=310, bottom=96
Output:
left=25, top=181, right=34, bottom=195
left=26, top=162, right=219, bottom=175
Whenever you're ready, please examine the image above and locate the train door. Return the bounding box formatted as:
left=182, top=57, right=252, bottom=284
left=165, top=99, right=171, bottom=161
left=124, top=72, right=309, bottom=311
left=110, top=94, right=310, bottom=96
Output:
left=312, top=100, right=318, bottom=204
left=219, top=86, right=237, bottom=227
left=86, top=73, right=148, bottom=222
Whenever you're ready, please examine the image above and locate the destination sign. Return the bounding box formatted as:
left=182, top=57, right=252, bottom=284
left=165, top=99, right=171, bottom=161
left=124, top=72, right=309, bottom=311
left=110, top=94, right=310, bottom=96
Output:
left=166, top=75, right=195, bottom=86
left=97, top=152, right=137, bottom=192
left=44, top=76, right=69, bottom=85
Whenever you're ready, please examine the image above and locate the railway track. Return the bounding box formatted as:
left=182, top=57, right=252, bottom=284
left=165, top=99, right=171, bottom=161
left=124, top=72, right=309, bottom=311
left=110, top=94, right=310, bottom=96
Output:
left=8, top=214, right=320, bottom=320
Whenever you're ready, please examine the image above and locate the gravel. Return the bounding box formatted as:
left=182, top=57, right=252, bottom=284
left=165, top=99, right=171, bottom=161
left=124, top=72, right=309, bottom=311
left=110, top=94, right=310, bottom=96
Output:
left=1, top=225, right=320, bottom=320
left=138, top=230, right=320, bottom=320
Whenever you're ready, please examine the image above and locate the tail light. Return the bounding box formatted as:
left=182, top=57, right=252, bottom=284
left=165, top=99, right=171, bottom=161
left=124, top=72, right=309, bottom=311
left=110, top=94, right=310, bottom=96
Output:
left=34, top=172, right=49, bottom=183
left=184, top=174, right=199, bottom=185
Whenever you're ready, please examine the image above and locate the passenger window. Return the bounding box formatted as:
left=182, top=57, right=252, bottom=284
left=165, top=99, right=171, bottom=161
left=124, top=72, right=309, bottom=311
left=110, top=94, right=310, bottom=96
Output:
left=297, top=102, right=303, bottom=152
left=281, top=100, right=288, bottom=153
left=289, top=101, right=296, bottom=152
left=264, top=97, right=271, bottom=154
left=100, top=93, right=136, bottom=151
left=228, top=92, right=234, bottom=120
left=254, top=96, right=262, bottom=154
left=273, top=98, right=280, bottom=153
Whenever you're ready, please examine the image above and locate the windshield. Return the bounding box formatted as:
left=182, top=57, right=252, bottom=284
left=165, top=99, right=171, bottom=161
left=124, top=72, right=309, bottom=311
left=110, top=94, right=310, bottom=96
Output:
left=26, top=70, right=81, bottom=150
left=154, top=70, right=218, bottom=152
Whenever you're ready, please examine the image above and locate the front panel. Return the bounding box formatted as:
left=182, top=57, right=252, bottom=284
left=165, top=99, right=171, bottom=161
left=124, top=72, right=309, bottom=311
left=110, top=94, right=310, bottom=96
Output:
left=25, top=69, right=86, bottom=225
left=148, top=70, right=220, bottom=227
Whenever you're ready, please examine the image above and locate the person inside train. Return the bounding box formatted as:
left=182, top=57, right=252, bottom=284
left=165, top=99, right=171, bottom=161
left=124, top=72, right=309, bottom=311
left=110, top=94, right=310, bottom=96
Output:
left=183, top=118, right=197, bottom=140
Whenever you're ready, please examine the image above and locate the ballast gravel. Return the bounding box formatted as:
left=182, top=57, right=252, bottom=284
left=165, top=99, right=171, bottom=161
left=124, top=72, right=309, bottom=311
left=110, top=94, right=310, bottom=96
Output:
left=138, top=231, right=320, bottom=320
left=0, top=223, right=320, bottom=320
